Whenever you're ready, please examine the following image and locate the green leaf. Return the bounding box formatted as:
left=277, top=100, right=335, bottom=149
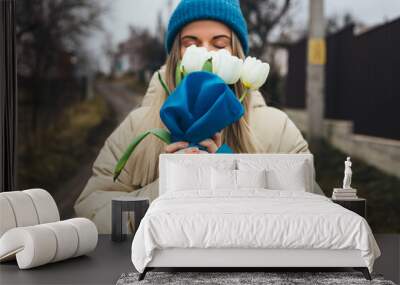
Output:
left=158, top=71, right=170, bottom=95
left=175, top=60, right=182, bottom=86
left=113, top=128, right=171, bottom=182
left=202, top=59, right=213, bottom=73
left=181, top=65, right=187, bottom=77
left=149, top=128, right=171, bottom=144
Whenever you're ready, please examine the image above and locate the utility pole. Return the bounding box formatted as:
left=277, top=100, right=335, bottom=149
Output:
left=306, top=0, right=326, bottom=151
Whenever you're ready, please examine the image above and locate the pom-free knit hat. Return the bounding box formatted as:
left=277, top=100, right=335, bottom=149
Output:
left=165, top=0, right=249, bottom=55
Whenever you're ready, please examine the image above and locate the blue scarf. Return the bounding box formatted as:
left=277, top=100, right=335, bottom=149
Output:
left=159, top=71, right=244, bottom=153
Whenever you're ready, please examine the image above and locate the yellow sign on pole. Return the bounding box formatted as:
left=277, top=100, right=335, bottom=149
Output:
left=308, top=38, right=326, bottom=65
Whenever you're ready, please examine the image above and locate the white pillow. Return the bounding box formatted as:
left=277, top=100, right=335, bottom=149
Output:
left=166, top=158, right=236, bottom=170
left=167, top=162, right=211, bottom=191
left=266, top=165, right=307, bottom=191
left=211, top=168, right=268, bottom=190
left=211, top=168, right=237, bottom=190
left=236, top=169, right=268, bottom=189
left=237, top=159, right=309, bottom=192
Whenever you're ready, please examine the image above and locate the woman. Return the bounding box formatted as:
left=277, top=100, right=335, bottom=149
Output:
left=74, top=0, right=324, bottom=233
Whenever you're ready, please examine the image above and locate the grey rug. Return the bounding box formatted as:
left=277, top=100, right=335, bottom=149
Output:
left=116, top=271, right=396, bottom=285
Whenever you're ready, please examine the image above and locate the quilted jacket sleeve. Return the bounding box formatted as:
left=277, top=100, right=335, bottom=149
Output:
left=277, top=114, right=309, bottom=154
left=73, top=70, right=165, bottom=233
left=73, top=106, right=161, bottom=233
left=276, top=114, right=325, bottom=196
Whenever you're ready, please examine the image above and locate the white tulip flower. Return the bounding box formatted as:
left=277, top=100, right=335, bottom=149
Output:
left=210, top=49, right=243, bottom=84
left=180, top=44, right=211, bottom=74
left=177, top=46, right=270, bottom=105
left=240, top=57, right=270, bottom=90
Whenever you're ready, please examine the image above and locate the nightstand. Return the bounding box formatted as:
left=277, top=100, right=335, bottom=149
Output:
left=331, top=197, right=366, bottom=218
left=112, top=197, right=150, bottom=242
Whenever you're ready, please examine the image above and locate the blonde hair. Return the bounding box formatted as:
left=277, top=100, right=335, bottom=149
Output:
left=128, top=31, right=263, bottom=187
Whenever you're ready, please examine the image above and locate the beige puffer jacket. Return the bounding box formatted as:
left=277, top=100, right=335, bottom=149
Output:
left=74, top=66, right=324, bottom=233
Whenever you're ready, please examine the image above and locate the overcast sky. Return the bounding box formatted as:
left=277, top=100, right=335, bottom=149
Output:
left=88, top=0, right=400, bottom=71
left=102, top=0, right=400, bottom=41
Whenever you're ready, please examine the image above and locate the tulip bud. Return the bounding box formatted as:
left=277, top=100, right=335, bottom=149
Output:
left=180, top=45, right=211, bottom=74
left=240, top=57, right=270, bottom=90
left=211, top=49, right=243, bottom=85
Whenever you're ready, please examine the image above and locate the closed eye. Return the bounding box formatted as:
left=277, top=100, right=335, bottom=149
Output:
left=212, top=35, right=231, bottom=49
left=214, top=42, right=229, bottom=49
left=180, top=36, right=199, bottom=48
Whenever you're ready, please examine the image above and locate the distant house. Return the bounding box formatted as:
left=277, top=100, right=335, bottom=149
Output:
left=115, top=28, right=148, bottom=78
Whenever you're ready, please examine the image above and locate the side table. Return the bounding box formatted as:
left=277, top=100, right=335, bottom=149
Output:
left=112, top=197, right=149, bottom=242
left=331, top=197, right=366, bottom=219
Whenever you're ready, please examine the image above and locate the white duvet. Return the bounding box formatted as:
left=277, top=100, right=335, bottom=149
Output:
left=131, top=189, right=381, bottom=273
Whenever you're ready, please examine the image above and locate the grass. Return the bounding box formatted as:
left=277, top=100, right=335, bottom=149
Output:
left=312, top=139, right=400, bottom=233
left=111, top=74, right=148, bottom=94
left=17, top=94, right=113, bottom=190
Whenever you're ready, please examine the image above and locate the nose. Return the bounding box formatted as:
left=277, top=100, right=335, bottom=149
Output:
left=200, top=41, right=217, bottom=52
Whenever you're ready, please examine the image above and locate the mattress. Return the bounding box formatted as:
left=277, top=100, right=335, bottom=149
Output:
left=131, top=189, right=381, bottom=273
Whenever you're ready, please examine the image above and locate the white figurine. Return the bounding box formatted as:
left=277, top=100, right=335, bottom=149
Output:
left=342, top=157, right=353, bottom=189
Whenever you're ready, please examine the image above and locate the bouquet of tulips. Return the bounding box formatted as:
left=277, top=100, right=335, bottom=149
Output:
left=113, top=45, right=270, bottom=181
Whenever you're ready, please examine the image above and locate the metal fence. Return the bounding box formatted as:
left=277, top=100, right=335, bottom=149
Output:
left=285, top=18, right=400, bottom=140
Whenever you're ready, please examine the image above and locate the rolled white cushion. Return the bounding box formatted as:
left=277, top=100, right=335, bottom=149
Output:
left=1, top=191, right=39, bottom=227
left=23, top=188, right=60, bottom=224
left=0, top=226, right=57, bottom=269
left=0, top=196, right=17, bottom=237
left=66, top=218, right=98, bottom=257
left=0, top=189, right=60, bottom=238
left=0, top=218, right=98, bottom=269
left=42, top=221, right=79, bottom=262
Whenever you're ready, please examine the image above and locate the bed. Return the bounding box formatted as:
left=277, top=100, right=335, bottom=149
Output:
left=131, top=153, right=381, bottom=281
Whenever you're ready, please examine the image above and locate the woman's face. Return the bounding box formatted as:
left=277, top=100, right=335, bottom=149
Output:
left=179, top=20, right=232, bottom=58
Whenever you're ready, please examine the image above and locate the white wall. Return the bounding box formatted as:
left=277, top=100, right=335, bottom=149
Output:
left=284, top=108, right=400, bottom=178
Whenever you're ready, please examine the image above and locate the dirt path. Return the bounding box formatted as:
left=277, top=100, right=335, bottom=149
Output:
left=56, top=81, right=144, bottom=219
left=97, top=81, right=143, bottom=121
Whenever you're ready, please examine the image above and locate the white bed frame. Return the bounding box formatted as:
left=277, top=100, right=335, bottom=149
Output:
left=139, top=154, right=371, bottom=280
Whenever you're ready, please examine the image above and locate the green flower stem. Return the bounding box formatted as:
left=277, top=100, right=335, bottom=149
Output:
left=158, top=71, right=170, bottom=96
left=113, top=128, right=171, bottom=182
left=202, top=59, right=213, bottom=73
left=239, top=87, right=249, bottom=103
left=175, top=60, right=182, bottom=86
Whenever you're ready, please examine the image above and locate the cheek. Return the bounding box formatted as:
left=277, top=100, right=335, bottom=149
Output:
left=180, top=47, right=186, bottom=59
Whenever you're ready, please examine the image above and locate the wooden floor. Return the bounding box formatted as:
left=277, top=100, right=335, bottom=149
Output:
left=0, top=234, right=398, bottom=284
left=373, top=234, right=400, bottom=283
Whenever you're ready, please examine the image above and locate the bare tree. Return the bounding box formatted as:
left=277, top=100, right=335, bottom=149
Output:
left=116, top=10, right=166, bottom=82
left=240, top=0, right=292, bottom=58
left=102, top=31, right=118, bottom=78
left=240, top=0, right=294, bottom=108
left=16, top=0, right=106, bottom=78
left=326, top=12, right=360, bottom=35
left=15, top=0, right=107, bottom=143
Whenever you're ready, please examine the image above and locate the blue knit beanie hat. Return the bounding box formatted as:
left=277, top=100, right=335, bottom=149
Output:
left=165, top=0, right=249, bottom=55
